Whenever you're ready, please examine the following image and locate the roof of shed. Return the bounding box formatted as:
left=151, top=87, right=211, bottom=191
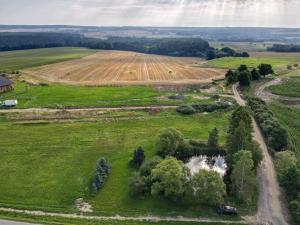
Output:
left=0, top=76, right=13, bottom=87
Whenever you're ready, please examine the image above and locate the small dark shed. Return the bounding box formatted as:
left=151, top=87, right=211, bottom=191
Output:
left=0, top=76, right=13, bottom=93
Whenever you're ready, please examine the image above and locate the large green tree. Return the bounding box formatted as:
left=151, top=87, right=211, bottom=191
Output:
left=258, top=64, right=274, bottom=77
left=208, top=128, right=219, bottom=149
left=230, top=150, right=257, bottom=204
left=191, top=170, right=226, bottom=206
left=156, top=128, right=184, bottom=157
left=151, top=157, right=189, bottom=200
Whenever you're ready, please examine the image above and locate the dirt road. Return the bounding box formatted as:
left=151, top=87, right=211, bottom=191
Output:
left=0, top=220, right=40, bottom=225
left=233, top=84, right=289, bottom=225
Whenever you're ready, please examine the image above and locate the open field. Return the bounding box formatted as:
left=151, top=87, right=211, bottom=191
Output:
left=206, top=56, right=300, bottom=70
left=0, top=82, right=214, bottom=108
left=0, top=110, right=231, bottom=217
left=209, top=41, right=272, bottom=52
left=268, top=71, right=300, bottom=97
left=24, top=50, right=226, bottom=85
left=270, top=103, right=300, bottom=155
left=0, top=48, right=96, bottom=72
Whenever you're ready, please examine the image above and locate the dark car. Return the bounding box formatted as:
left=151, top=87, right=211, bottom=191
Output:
left=217, top=205, right=238, bottom=216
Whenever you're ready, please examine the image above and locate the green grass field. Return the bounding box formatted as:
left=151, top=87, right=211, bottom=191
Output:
left=269, top=103, right=300, bottom=156
left=0, top=47, right=96, bottom=72
left=206, top=57, right=300, bottom=70
left=0, top=110, right=231, bottom=217
left=0, top=82, right=212, bottom=108
left=209, top=41, right=271, bottom=52
left=269, top=72, right=300, bottom=97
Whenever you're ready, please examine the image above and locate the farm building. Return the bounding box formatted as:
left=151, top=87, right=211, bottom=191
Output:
left=0, top=76, right=13, bottom=93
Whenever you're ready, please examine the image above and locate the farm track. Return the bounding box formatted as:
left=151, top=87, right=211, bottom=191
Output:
left=233, top=84, right=289, bottom=225
left=0, top=207, right=246, bottom=225
left=24, top=51, right=226, bottom=85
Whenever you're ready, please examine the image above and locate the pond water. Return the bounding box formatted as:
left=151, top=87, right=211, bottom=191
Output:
left=185, top=155, right=227, bottom=177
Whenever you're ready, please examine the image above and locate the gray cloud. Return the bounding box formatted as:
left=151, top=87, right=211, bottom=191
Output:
left=0, top=0, right=299, bottom=27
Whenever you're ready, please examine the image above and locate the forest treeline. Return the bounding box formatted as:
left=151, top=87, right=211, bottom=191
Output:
left=268, top=44, right=300, bottom=52
left=0, top=32, right=248, bottom=59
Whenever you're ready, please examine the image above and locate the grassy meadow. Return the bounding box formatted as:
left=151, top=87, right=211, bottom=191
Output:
left=0, top=82, right=213, bottom=108
left=269, top=72, right=300, bottom=97
left=0, top=47, right=96, bottom=72
left=206, top=56, right=300, bottom=70
left=269, top=104, right=300, bottom=156
left=0, top=109, right=231, bottom=217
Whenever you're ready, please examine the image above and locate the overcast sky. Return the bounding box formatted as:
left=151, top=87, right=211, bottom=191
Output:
left=0, top=0, right=299, bottom=27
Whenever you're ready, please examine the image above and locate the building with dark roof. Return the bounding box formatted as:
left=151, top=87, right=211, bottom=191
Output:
left=0, top=76, right=13, bottom=93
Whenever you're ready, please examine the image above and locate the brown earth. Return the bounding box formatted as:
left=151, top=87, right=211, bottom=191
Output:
left=23, top=51, right=226, bottom=86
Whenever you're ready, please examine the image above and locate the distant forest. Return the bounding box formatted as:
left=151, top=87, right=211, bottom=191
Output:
left=0, top=32, right=248, bottom=59
left=268, top=44, right=300, bottom=52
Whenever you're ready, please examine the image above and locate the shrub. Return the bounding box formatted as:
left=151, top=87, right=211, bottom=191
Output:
left=176, top=101, right=232, bottom=115
left=176, top=104, right=196, bottom=115
left=156, top=128, right=184, bottom=157
left=92, top=157, right=111, bottom=195
left=128, top=172, right=149, bottom=197
left=140, top=156, right=162, bottom=177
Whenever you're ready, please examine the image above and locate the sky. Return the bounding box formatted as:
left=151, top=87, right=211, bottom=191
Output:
left=0, top=0, right=299, bottom=27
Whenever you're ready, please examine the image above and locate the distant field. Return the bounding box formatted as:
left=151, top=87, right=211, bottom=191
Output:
left=209, top=41, right=272, bottom=52
left=0, top=47, right=96, bottom=71
left=206, top=56, right=300, bottom=70
left=269, top=72, right=300, bottom=97
left=24, top=50, right=226, bottom=85
left=0, top=110, right=230, bottom=217
left=0, top=82, right=213, bottom=108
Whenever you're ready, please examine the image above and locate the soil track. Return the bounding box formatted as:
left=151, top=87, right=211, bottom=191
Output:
left=233, top=84, right=289, bottom=225
left=24, top=51, right=226, bottom=86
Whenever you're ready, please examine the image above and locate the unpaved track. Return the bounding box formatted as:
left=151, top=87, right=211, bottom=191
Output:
left=233, top=84, right=289, bottom=225
left=0, top=105, right=177, bottom=114
left=0, top=220, right=40, bottom=225
left=0, top=207, right=245, bottom=224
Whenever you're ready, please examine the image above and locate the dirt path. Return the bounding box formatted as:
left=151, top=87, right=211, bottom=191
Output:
left=0, top=207, right=245, bottom=224
left=233, top=84, right=289, bottom=225
left=255, top=78, right=300, bottom=105
left=0, top=105, right=177, bottom=114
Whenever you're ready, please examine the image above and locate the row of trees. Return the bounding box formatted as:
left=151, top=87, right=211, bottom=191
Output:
left=226, top=64, right=274, bottom=86
left=247, top=97, right=289, bottom=151
left=268, top=44, right=300, bottom=52
left=225, top=106, right=262, bottom=204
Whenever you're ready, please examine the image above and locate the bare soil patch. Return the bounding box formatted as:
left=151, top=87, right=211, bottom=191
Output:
left=24, top=51, right=226, bottom=86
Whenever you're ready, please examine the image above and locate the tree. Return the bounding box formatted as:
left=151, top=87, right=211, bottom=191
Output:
left=140, top=156, right=162, bottom=177
left=280, top=165, right=300, bottom=199
left=229, top=106, right=252, bottom=134
left=227, top=121, right=252, bottom=158
left=208, top=128, right=219, bottom=149
left=238, top=71, right=251, bottom=86
left=290, top=198, right=300, bottom=224
left=191, top=170, right=226, bottom=206
left=156, top=128, right=184, bottom=157
left=151, top=157, right=189, bottom=200
left=237, top=64, right=248, bottom=72
left=274, top=151, right=297, bottom=183
left=92, top=157, right=111, bottom=195
left=129, top=146, right=145, bottom=168
left=258, top=64, right=274, bottom=77
left=128, top=172, right=149, bottom=197
left=206, top=50, right=216, bottom=60
left=230, top=151, right=256, bottom=204
left=251, top=142, right=263, bottom=170
left=251, top=68, right=261, bottom=80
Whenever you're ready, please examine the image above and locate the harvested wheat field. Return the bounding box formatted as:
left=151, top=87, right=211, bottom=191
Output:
left=24, top=50, right=226, bottom=85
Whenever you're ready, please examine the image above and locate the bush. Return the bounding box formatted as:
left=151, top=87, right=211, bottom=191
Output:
left=156, top=128, right=184, bottom=157
left=176, top=104, right=196, bottom=115
left=92, top=157, right=111, bottom=195
left=128, top=172, right=149, bottom=197
left=140, top=156, right=162, bottom=177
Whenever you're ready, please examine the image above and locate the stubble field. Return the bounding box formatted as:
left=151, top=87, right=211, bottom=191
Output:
left=24, top=51, right=226, bottom=85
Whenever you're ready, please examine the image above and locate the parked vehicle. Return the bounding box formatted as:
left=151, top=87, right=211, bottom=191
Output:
left=217, top=205, right=238, bottom=216
left=1, top=100, right=18, bottom=107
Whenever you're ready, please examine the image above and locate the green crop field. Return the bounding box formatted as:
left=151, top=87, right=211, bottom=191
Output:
left=0, top=47, right=96, bottom=71
left=269, top=73, right=300, bottom=97
left=0, top=82, right=212, bottom=108
left=270, top=103, right=300, bottom=156
left=209, top=41, right=271, bottom=52
left=206, top=57, right=300, bottom=70
left=0, top=110, right=231, bottom=217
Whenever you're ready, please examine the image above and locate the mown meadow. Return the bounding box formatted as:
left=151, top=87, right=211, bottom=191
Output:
left=0, top=110, right=231, bottom=217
